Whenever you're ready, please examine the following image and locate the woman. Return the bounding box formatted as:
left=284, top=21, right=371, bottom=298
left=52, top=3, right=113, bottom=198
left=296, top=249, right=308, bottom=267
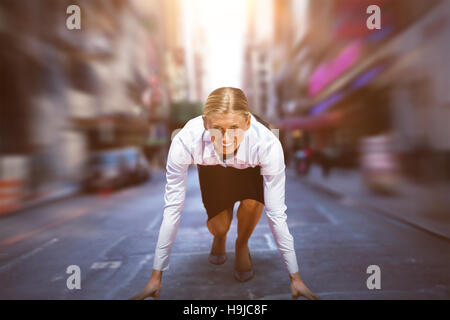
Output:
left=131, top=87, right=319, bottom=300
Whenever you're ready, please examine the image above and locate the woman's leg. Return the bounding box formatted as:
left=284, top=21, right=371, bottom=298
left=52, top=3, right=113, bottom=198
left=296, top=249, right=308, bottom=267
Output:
left=235, top=199, right=264, bottom=271
left=206, top=207, right=233, bottom=255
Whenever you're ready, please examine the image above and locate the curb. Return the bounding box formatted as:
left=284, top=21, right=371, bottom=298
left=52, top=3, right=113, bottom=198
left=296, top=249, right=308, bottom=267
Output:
left=0, top=185, right=80, bottom=218
left=300, top=177, right=450, bottom=243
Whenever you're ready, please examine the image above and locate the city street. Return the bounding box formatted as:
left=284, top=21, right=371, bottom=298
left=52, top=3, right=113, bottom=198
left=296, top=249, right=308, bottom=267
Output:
left=0, top=167, right=449, bottom=300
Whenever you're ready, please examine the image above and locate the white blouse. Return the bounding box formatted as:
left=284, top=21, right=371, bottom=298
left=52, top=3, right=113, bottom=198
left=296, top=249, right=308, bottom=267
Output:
left=153, top=113, right=299, bottom=275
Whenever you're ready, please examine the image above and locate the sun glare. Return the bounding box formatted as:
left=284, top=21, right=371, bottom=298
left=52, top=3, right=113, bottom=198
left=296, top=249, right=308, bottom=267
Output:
left=182, top=0, right=247, bottom=96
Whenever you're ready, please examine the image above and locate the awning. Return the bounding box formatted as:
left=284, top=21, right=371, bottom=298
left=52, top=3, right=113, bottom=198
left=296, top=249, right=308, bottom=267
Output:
left=70, top=114, right=149, bottom=134
left=279, top=111, right=343, bottom=131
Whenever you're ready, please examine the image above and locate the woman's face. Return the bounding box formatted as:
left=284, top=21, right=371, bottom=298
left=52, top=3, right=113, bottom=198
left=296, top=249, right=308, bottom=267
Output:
left=203, top=112, right=250, bottom=156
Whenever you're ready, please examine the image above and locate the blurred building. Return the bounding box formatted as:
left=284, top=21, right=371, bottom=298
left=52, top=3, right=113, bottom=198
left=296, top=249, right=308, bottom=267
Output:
left=0, top=0, right=168, bottom=212
left=242, top=0, right=273, bottom=119
left=269, top=0, right=449, bottom=186
left=242, top=0, right=312, bottom=121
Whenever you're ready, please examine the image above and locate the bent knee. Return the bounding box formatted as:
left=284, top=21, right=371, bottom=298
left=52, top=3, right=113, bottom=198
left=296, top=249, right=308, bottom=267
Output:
left=207, top=212, right=232, bottom=237
left=207, top=222, right=229, bottom=237
left=239, top=199, right=264, bottom=212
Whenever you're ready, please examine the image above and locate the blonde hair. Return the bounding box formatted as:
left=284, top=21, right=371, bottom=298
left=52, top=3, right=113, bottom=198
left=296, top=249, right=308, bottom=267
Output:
left=203, top=87, right=250, bottom=119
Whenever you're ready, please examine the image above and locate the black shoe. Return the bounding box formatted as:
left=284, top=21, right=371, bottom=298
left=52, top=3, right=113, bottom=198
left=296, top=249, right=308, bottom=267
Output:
left=208, top=254, right=227, bottom=265
left=234, top=253, right=254, bottom=282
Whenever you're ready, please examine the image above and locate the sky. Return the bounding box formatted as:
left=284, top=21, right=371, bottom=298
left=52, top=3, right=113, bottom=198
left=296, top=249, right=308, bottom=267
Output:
left=181, top=0, right=248, bottom=99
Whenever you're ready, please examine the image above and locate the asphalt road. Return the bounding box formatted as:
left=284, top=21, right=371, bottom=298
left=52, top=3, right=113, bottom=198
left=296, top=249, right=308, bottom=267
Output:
left=0, top=167, right=449, bottom=300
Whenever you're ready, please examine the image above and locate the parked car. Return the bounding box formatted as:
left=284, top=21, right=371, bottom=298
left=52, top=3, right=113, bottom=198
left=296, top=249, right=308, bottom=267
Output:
left=82, top=147, right=151, bottom=193
left=121, top=147, right=151, bottom=185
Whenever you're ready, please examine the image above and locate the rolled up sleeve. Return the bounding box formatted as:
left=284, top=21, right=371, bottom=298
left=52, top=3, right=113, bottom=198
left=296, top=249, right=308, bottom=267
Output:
left=153, top=135, right=192, bottom=271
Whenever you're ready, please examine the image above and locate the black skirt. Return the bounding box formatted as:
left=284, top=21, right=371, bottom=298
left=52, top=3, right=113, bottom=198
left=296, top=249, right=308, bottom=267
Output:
left=197, top=164, right=265, bottom=221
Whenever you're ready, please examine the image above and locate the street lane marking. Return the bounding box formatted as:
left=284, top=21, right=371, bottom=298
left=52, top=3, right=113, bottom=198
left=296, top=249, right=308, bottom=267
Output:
left=0, top=208, right=90, bottom=248
left=0, top=184, right=146, bottom=249
left=91, top=261, right=122, bottom=269
left=0, top=179, right=164, bottom=249
left=96, top=235, right=127, bottom=260
left=248, top=289, right=256, bottom=300
left=0, top=238, right=59, bottom=273
left=315, top=204, right=340, bottom=225
left=105, top=254, right=153, bottom=300
left=51, top=275, right=64, bottom=282
left=169, top=248, right=278, bottom=257
left=264, top=233, right=277, bottom=251
left=145, top=213, right=163, bottom=232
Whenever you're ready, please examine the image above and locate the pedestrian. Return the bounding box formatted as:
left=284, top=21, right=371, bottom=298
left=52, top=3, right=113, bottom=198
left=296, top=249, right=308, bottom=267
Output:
left=131, top=87, right=319, bottom=300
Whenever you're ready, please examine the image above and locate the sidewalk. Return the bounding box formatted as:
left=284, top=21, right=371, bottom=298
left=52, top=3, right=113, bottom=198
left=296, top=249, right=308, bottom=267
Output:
left=0, top=165, right=168, bottom=217
left=0, top=183, right=79, bottom=217
left=297, top=164, right=450, bottom=241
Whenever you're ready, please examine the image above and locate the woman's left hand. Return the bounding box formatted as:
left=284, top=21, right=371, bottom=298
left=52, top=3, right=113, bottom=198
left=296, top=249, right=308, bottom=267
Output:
left=290, top=274, right=321, bottom=300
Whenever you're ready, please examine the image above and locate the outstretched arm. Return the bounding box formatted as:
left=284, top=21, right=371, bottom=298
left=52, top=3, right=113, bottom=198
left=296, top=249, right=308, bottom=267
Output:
left=153, top=138, right=190, bottom=271
left=264, top=173, right=320, bottom=300
left=261, top=139, right=320, bottom=300
left=130, top=135, right=191, bottom=300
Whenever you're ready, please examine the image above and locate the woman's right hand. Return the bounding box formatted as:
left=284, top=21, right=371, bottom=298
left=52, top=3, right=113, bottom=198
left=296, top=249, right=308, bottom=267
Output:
left=129, top=270, right=162, bottom=300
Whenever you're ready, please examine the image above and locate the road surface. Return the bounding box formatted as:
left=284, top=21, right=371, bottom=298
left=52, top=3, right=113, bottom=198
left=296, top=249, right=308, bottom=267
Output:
left=0, top=167, right=449, bottom=299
